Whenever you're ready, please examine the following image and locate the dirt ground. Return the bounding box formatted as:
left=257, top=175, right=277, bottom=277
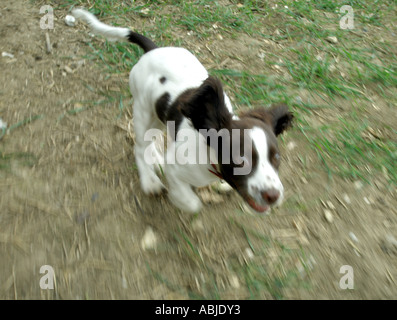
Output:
left=1, top=0, right=396, bottom=300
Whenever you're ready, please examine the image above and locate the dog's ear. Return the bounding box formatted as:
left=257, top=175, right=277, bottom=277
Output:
left=267, top=104, right=294, bottom=136
left=239, top=104, right=293, bottom=136
left=180, top=76, right=232, bottom=131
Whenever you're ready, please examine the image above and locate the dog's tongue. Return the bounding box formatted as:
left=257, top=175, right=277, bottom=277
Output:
left=247, top=198, right=269, bottom=213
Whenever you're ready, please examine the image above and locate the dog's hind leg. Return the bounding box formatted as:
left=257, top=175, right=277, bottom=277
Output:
left=133, top=102, right=165, bottom=195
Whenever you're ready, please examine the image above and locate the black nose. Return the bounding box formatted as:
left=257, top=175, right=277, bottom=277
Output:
left=262, top=189, right=280, bottom=205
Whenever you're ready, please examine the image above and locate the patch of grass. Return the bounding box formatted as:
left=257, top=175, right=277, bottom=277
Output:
left=330, top=47, right=397, bottom=88
left=173, top=0, right=259, bottom=37
left=51, top=0, right=263, bottom=75
left=147, top=228, right=222, bottom=300
left=280, top=0, right=395, bottom=27
left=231, top=219, right=304, bottom=299
left=172, top=229, right=221, bottom=299
left=83, top=41, right=142, bottom=74
left=147, top=220, right=305, bottom=299
left=281, top=44, right=396, bottom=99
left=0, top=151, right=36, bottom=171
left=211, top=69, right=292, bottom=108
left=284, top=47, right=359, bottom=98
left=0, top=114, right=44, bottom=141
left=307, top=116, right=397, bottom=184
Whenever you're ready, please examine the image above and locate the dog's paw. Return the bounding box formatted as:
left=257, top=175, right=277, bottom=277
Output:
left=141, top=174, right=165, bottom=195
left=211, top=180, right=233, bottom=194
left=169, top=192, right=202, bottom=213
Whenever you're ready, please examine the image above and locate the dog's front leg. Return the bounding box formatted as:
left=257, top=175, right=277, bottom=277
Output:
left=133, top=103, right=165, bottom=195
left=164, top=164, right=202, bottom=213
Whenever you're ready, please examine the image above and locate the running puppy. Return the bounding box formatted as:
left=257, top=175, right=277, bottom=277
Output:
left=72, top=9, right=293, bottom=213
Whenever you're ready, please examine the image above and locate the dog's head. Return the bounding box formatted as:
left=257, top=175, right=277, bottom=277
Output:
left=181, top=76, right=293, bottom=213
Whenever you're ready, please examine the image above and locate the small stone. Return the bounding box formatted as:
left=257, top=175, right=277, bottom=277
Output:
left=326, top=200, right=335, bottom=210
left=354, top=180, right=363, bottom=190
left=244, top=247, right=254, bottom=260
left=212, top=180, right=233, bottom=193
left=63, top=65, right=73, bottom=73
left=383, top=220, right=392, bottom=228
left=380, top=234, right=397, bottom=256
left=257, top=51, right=266, bottom=60
left=363, top=197, right=371, bottom=205
left=121, top=277, right=128, bottom=289
left=139, top=8, right=150, bottom=16
left=0, top=118, right=7, bottom=130
left=349, top=232, right=359, bottom=243
left=2, top=52, right=14, bottom=58
left=65, top=15, right=76, bottom=27
left=324, top=209, right=334, bottom=223
left=343, top=194, right=351, bottom=204
left=385, top=235, right=397, bottom=246
left=141, top=227, right=157, bottom=250
left=325, top=36, right=338, bottom=44
left=273, top=64, right=282, bottom=72
left=287, top=141, right=297, bottom=151
left=229, top=275, right=240, bottom=289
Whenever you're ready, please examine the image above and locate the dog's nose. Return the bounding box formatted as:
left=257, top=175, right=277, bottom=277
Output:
left=262, top=189, right=280, bottom=205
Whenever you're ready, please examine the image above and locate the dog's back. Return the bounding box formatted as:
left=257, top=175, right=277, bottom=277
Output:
left=129, top=47, right=208, bottom=117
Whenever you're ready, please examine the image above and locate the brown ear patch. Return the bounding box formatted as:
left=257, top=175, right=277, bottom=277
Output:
left=268, top=104, right=294, bottom=136
left=239, top=104, right=293, bottom=136
left=180, top=76, right=232, bottom=132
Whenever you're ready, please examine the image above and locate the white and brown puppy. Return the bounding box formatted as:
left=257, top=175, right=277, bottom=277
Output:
left=72, top=9, right=293, bottom=213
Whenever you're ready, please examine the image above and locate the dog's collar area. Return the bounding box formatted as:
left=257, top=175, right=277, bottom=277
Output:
left=208, top=162, right=223, bottom=179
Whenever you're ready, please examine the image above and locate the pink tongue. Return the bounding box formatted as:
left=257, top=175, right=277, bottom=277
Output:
left=247, top=198, right=269, bottom=213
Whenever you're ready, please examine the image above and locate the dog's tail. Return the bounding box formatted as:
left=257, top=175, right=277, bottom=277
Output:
left=71, top=8, right=158, bottom=53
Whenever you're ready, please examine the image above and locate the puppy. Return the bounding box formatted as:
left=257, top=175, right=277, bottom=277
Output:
left=72, top=9, right=293, bottom=213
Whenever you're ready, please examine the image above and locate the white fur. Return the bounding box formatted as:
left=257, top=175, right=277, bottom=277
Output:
left=248, top=127, right=284, bottom=207
left=72, top=9, right=130, bottom=41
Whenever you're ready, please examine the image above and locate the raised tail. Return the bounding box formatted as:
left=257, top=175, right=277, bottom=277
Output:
left=71, top=8, right=158, bottom=53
